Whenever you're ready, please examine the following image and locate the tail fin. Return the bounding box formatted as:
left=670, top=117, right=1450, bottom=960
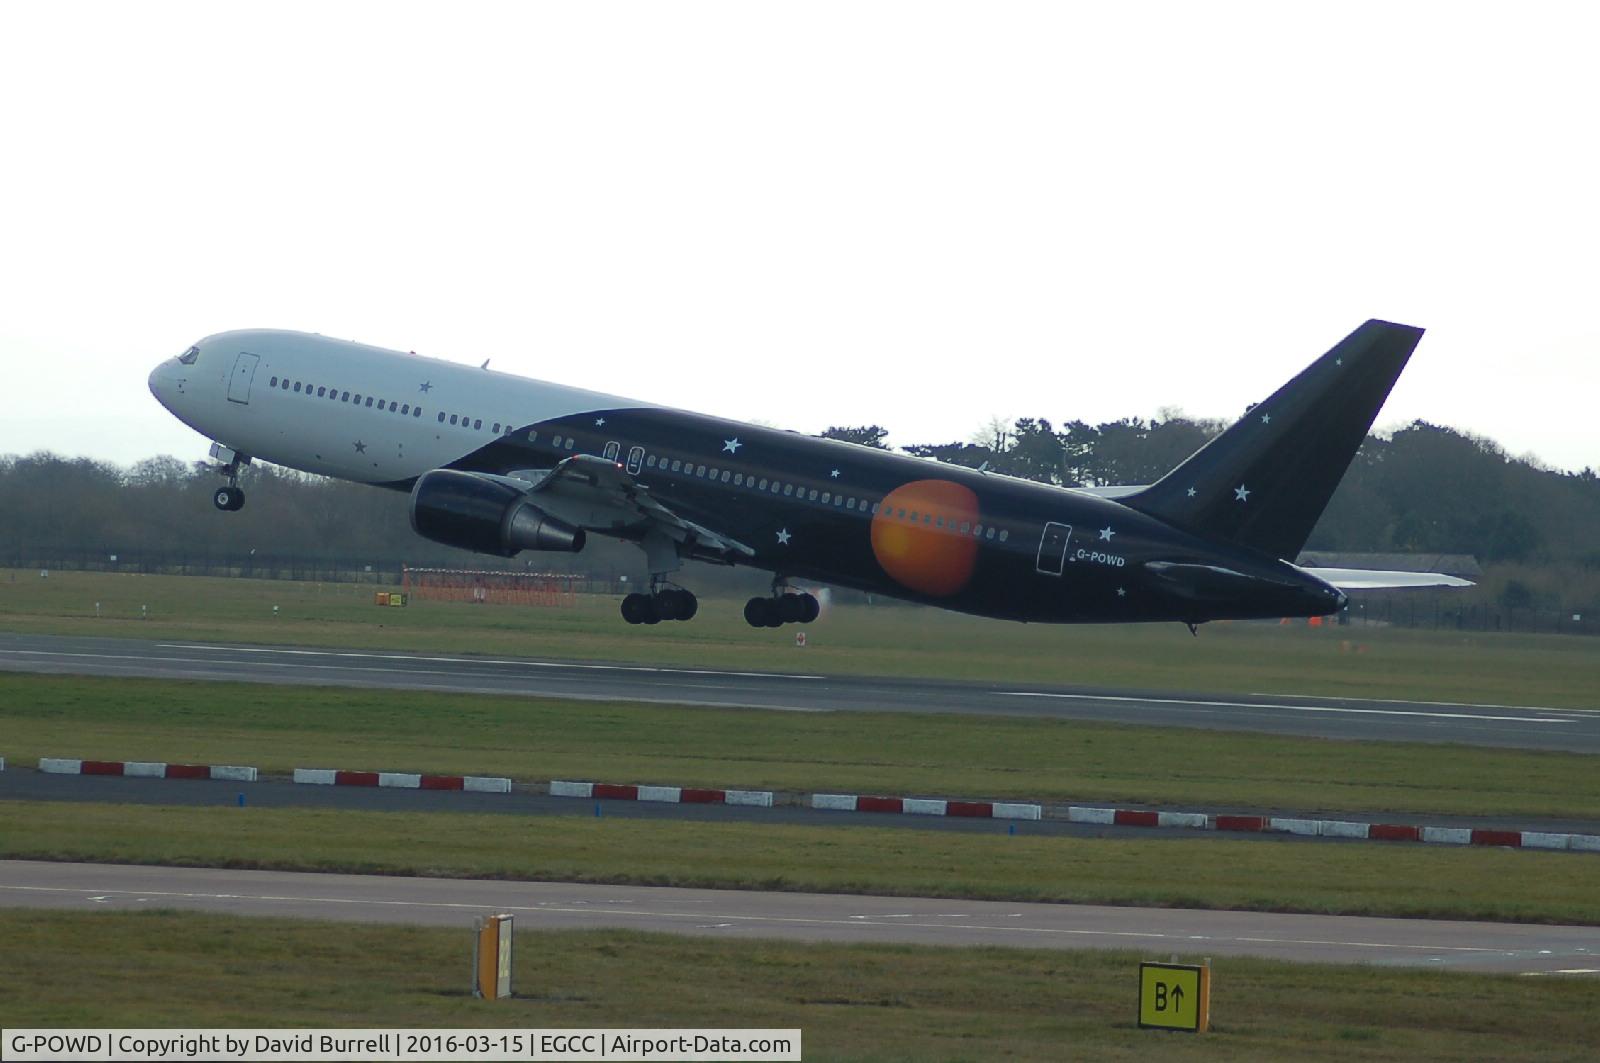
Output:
left=1126, top=319, right=1424, bottom=560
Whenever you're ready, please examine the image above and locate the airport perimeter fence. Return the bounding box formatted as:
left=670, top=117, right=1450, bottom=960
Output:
left=0, top=548, right=631, bottom=597
left=1, top=548, right=1593, bottom=637
left=1339, top=592, right=1597, bottom=637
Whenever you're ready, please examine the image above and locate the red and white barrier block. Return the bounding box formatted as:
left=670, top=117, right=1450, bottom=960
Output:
left=292, top=768, right=511, bottom=793
left=549, top=780, right=775, bottom=807
left=1065, top=804, right=1600, bottom=851
left=811, top=793, right=1043, bottom=821
left=39, top=757, right=257, bottom=782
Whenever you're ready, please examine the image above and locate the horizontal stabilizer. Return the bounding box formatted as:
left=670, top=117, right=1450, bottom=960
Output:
left=1303, top=567, right=1475, bottom=590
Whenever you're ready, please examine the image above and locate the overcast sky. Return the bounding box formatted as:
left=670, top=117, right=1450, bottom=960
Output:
left=2, top=2, right=1596, bottom=473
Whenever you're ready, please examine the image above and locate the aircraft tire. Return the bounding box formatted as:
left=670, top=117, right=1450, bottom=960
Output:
left=652, top=591, right=680, bottom=621
left=213, top=486, right=243, bottom=511
left=799, top=593, right=820, bottom=623
left=673, top=590, right=698, bottom=621
left=621, top=593, right=649, bottom=624
left=744, top=597, right=772, bottom=628
left=778, top=594, right=806, bottom=623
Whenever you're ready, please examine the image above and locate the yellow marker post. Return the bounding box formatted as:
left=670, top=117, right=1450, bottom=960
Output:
left=1138, top=961, right=1209, bottom=1033
left=473, top=914, right=514, bottom=999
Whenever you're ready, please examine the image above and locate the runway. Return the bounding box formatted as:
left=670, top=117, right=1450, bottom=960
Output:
left=2, top=632, right=1597, bottom=751
left=4, top=860, right=1596, bottom=975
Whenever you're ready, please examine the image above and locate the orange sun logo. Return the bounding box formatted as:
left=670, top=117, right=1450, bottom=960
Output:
left=869, top=479, right=981, bottom=597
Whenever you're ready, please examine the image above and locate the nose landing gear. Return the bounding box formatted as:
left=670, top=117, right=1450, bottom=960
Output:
left=210, top=446, right=250, bottom=511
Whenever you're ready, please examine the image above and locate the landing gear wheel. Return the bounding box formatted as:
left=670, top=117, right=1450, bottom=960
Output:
left=656, top=588, right=697, bottom=622
left=621, top=593, right=651, bottom=625
left=653, top=590, right=683, bottom=621
left=798, top=592, right=820, bottom=623
left=778, top=594, right=807, bottom=623
left=213, top=486, right=244, bottom=511
left=744, top=597, right=774, bottom=628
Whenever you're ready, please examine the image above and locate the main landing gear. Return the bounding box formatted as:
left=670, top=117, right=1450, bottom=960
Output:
left=744, top=579, right=819, bottom=628
left=620, top=584, right=699, bottom=625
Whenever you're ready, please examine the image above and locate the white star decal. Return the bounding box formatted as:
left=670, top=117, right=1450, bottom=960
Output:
left=594, top=417, right=606, bottom=427
left=1116, top=587, right=1126, bottom=598
left=1335, top=357, right=1344, bottom=366
left=775, top=528, right=791, bottom=545
left=1185, top=486, right=1197, bottom=498
left=830, top=469, right=841, bottom=478
left=1099, top=526, right=1115, bottom=541
left=1261, top=413, right=1272, bottom=425
left=1234, top=484, right=1251, bottom=502
left=723, top=438, right=742, bottom=454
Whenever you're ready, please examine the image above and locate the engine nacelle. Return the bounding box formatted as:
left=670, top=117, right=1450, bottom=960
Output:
left=409, top=469, right=586, bottom=557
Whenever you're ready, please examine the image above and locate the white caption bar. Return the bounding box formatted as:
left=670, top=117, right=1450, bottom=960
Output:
left=1, top=1029, right=803, bottom=1062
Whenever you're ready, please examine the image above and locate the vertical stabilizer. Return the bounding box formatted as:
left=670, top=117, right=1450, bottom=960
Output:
left=1126, top=320, right=1424, bottom=560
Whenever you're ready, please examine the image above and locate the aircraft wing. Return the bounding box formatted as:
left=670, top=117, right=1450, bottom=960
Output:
left=1301, top=567, right=1475, bottom=590
left=495, top=455, right=756, bottom=559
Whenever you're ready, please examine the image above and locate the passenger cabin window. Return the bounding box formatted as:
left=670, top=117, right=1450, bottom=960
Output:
left=293, top=382, right=302, bottom=393
left=341, top=391, right=350, bottom=402
left=316, top=387, right=326, bottom=397
left=492, top=423, right=501, bottom=433
left=474, top=419, right=482, bottom=430
left=269, top=376, right=278, bottom=387
left=450, top=415, right=459, bottom=425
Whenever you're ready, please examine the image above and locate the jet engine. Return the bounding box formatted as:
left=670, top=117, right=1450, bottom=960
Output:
left=409, top=469, right=586, bottom=556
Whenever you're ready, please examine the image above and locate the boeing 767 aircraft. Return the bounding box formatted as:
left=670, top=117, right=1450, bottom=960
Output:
left=148, top=320, right=1467, bottom=629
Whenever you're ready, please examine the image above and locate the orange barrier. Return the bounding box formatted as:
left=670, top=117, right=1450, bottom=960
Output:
left=400, top=566, right=577, bottom=607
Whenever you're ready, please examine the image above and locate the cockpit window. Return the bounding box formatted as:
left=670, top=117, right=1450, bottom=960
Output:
left=177, top=346, right=200, bottom=365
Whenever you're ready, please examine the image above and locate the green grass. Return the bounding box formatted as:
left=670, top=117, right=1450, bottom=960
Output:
left=3, top=672, right=1597, bottom=820
left=4, top=801, right=1598, bottom=924
left=3, top=568, right=1598, bottom=705
left=4, top=910, right=1597, bottom=1061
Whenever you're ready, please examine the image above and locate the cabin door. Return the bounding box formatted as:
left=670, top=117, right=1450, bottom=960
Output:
left=226, top=352, right=260, bottom=404
left=1036, top=522, right=1072, bottom=576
